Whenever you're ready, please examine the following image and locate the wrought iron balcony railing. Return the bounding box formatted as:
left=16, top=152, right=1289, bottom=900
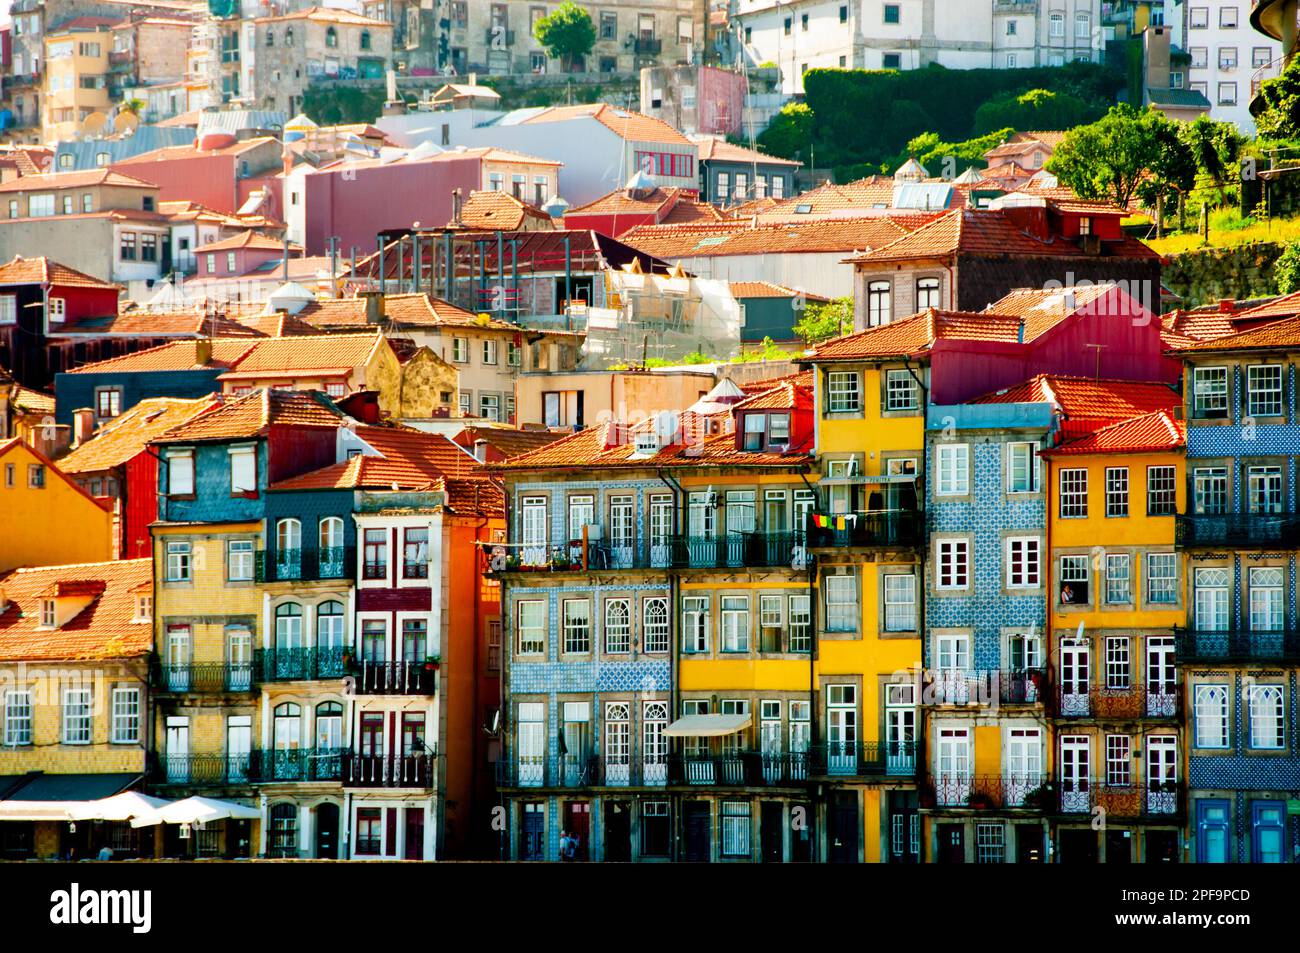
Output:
left=1174, top=628, right=1300, bottom=662
left=497, top=532, right=811, bottom=572
left=495, top=751, right=812, bottom=789
left=250, top=747, right=346, bottom=782
left=255, top=647, right=350, bottom=682
left=154, top=661, right=255, bottom=693
left=806, top=510, right=924, bottom=549
left=151, top=753, right=256, bottom=786
left=1176, top=513, right=1300, bottom=548
left=354, top=660, right=437, bottom=695
left=255, top=546, right=353, bottom=582
left=807, top=741, right=918, bottom=778
left=1054, top=686, right=1180, bottom=719
left=923, top=669, right=1047, bottom=706
left=342, top=753, right=433, bottom=788
left=920, top=775, right=1052, bottom=810
left=1058, top=781, right=1184, bottom=818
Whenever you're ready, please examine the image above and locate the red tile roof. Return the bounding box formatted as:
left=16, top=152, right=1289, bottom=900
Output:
left=59, top=397, right=218, bottom=474
left=0, top=168, right=157, bottom=193
left=194, top=231, right=289, bottom=253
left=0, top=558, right=153, bottom=661
left=59, top=308, right=263, bottom=338
left=1159, top=308, right=1240, bottom=349
left=66, top=339, right=255, bottom=374
left=0, top=255, right=120, bottom=290
left=693, top=138, right=801, bottom=166
left=728, top=281, right=829, bottom=301
left=454, top=425, right=570, bottom=459
left=294, top=294, right=497, bottom=331
left=1224, top=291, right=1300, bottom=324
left=216, top=332, right=383, bottom=379
left=1170, top=313, right=1300, bottom=353
left=972, top=374, right=1180, bottom=425
left=153, top=388, right=343, bottom=443
left=623, top=215, right=935, bottom=258
left=738, top=370, right=814, bottom=393
left=517, top=103, right=692, bottom=145
left=1042, top=410, right=1185, bottom=457
left=732, top=380, right=813, bottom=412
left=455, top=190, right=553, bottom=231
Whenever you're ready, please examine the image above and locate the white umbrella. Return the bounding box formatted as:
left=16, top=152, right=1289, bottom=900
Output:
left=130, top=796, right=261, bottom=828
left=67, top=791, right=171, bottom=822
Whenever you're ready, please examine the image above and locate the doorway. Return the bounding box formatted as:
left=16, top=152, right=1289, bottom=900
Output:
left=1015, top=824, right=1044, bottom=863
left=604, top=801, right=631, bottom=862
left=314, top=802, right=339, bottom=859
left=1145, top=829, right=1179, bottom=862
left=564, top=801, right=590, bottom=861
left=403, top=807, right=424, bottom=860
left=520, top=802, right=544, bottom=860
left=828, top=791, right=859, bottom=863
left=1105, top=828, right=1132, bottom=863
left=937, top=823, right=965, bottom=863
left=1196, top=800, right=1231, bottom=863
left=760, top=801, right=784, bottom=862
left=683, top=801, right=711, bottom=862
left=790, top=801, right=813, bottom=862
left=1058, top=828, right=1099, bottom=863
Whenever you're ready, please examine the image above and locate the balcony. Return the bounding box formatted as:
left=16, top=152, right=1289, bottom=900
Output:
left=496, top=532, right=810, bottom=573
left=806, top=510, right=924, bottom=550
left=1058, top=781, right=1184, bottom=818
left=255, top=647, right=349, bottom=682
left=1174, top=628, right=1300, bottom=663
left=1054, top=685, right=1180, bottom=720
left=154, top=662, right=255, bottom=694
left=251, top=747, right=345, bottom=783
left=634, top=36, right=662, bottom=54
left=151, top=753, right=256, bottom=786
left=485, top=27, right=516, bottom=45
left=495, top=751, right=810, bottom=788
left=354, top=660, right=437, bottom=695
left=807, top=741, right=917, bottom=778
left=668, top=751, right=809, bottom=786
left=1175, top=513, right=1300, bottom=548
left=925, top=669, right=1046, bottom=707
left=256, top=546, right=353, bottom=582
left=342, top=753, right=433, bottom=788
left=920, top=775, right=1051, bottom=810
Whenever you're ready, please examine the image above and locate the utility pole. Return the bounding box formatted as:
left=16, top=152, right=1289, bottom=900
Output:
left=326, top=236, right=341, bottom=297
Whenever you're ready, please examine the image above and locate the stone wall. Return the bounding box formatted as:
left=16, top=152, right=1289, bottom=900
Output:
left=1160, top=242, right=1286, bottom=309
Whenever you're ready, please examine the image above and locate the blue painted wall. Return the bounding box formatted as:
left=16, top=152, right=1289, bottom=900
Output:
left=157, top=438, right=268, bottom=524
left=55, top=368, right=224, bottom=426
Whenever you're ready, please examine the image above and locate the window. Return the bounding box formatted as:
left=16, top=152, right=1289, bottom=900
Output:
left=604, top=598, right=630, bottom=654
left=1104, top=636, right=1130, bottom=689
left=165, top=541, right=191, bottom=582
left=1059, top=469, right=1088, bottom=518
left=1248, top=684, right=1284, bottom=749
left=0, top=296, right=14, bottom=324
left=936, top=443, right=969, bottom=496
left=883, top=573, right=916, bottom=630
left=29, top=193, right=54, bottom=216
left=452, top=337, right=468, bottom=363
left=228, top=539, right=254, bottom=581
left=229, top=445, right=256, bottom=494
left=885, top=369, right=918, bottom=411
left=1147, top=553, right=1178, bottom=605
left=866, top=281, right=891, bottom=326
left=1246, top=364, right=1283, bottom=417
left=1105, top=734, right=1131, bottom=786
left=28, top=464, right=44, bottom=488
left=1049, top=12, right=1064, bottom=36
left=1104, top=467, right=1128, bottom=517
left=517, top=600, right=545, bottom=654
left=1105, top=553, right=1131, bottom=605
left=119, top=231, right=137, bottom=260
left=482, top=339, right=498, bottom=365
left=94, top=387, right=121, bottom=418
left=167, top=450, right=193, bottom=496
left=1006, top=442, right=1038, bottom=493
left=1192, top=367, right=1228, bottom=418
left=721, top=596, right=750, bottom=652
left=1194, top=684, right=1229, bottom=748
left=4, top=691, right=32, bottom=745
left=1221, top=5, right=1238, bottom=27
left=1146, top=466, right=1176, bottom=516
left=976, top=823, right=1004, bottom=864
left=1006, top=538, right=1040, bottom=588
left=62, top=687, right=92, bottom=744
left=1194, top=567, right=1230, bottom=630
left=135, top=594, right=152, bottom=622
left=1075, top=12, right=1090, bottom=38
left=1218, top=82, right=1237, bottom=105
left=789, top=594, right=812, bottom=651
left=1059, top=555, right=1090, bottom=604
left=682, top=596, right=710, bottom=652
left=1249, top=567, right=1284, bottom=631
left=936, top=540, right=969, bottom=590
left=721, top=802, right=750, bottom=856
left=824, top=572, right=856, bottom=631
left=403, top=527, right=429, bottom=578
left=111, top=686, right=140, bottom=743
left=643, top=597, right=669, bottom=653
left=39, top=599, right=55, bottom=627
left=363, top=527, right=388, bottom=579
left=826, top=371, right=861, bottom=413
left=1193, top=467, right=1229, bottom=514
left=566, top=494, right=594, bottom=542
left=1007, top=19, right=1017, bottom=35
left=883, top=3, right=900, bottom=24
left=1247, top=466, right=1283, bottom=514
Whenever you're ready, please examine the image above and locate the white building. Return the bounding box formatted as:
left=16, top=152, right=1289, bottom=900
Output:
left=1176, top=0, right=1279, bottom=134
left=732, top=0, right=1104, bottom=94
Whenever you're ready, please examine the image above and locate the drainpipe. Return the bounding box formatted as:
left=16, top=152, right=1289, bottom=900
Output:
left=1042, top=447, right=1054, bottom=854
left=657, top=467, right=683, bottom=863
left=797, top=467, right=819, bottom=861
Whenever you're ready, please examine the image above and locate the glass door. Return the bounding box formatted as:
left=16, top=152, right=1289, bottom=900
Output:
left=649, top=494, right=672, bottom=568
left=935, top=727, right=972, bottom=806
left=1060, top=642, right=1091, bottom=716
left=1060, top=736, right=1091, bottom=813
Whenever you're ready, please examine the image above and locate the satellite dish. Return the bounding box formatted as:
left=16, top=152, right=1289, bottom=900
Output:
left=80, top=112, right=108, bottom=137
left=115, top=112, right=140, bottom=136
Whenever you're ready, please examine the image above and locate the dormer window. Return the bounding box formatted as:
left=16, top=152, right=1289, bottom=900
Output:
left=135, top=594, right=152, bottom=622
left=742, top=412, right=792, bottom=451
left=40, top=599, right=56, bottom=627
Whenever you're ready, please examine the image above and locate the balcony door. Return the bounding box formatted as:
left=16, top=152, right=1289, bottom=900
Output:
left=604, top=703, right=631, bottom=785
left=166, top=626, right=190, bottom=692
left=608, top=495, right=634, bottom=569
left=226, top=715, right=250, bottom=783
left=649, top=494, right=672, bottom=568
left=1146, top=735, right=1178, bottom=815
left=934, top=727, right=972, bottom=806
left=273, top=703, right=302, bottom=780
left=826, top=686, right=857, bottom=775
left=885, top=684, right=916, bottom=774
left=561, top=702, right=589, bottom=785
left=760, top=700, right=782, bottom=783
left=165, top=716, right=189, bottom=783
left=517, top=703, right=545, bottom=786
left=1060, top=642, right=1090, bottom=716
left=935, top=633, right=970, bottom=704
left=1146, top=636, right=1176, bottom=716
left=1006, top=727, right=1043, bottom=806
left=520, top=497, right=547, bottom=565
left=1060, top=735, right=1091, bottom=813
left=227, top=627, right=252, bottom=691
left=274, top=604, right=304, bottom=679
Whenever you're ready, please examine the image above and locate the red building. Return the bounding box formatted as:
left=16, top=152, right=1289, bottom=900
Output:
left=111, top=136, right=283, bottom=215
left=562, top=179, right=719, bottom=239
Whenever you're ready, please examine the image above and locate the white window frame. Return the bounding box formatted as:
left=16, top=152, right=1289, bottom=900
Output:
left=826, top=371, right=861, bottom=413
left=111, top=686, right=140, bottom=743
left=1105, top=467, right=1128, bottom=517
left=4, top=690, right=33, bottom=745
left=935, top=443, right=969, bottom=496
left=62, top=686, right=93, bottom=744
left=516, top=599, right=546, bottom=655
left=1059, top=468, right=1088, bottom=518
left=935, top=539, right=969, bottom=590
left=1006, top=537, right=1040, bottom=589
left=1193, top=683, right=1230, bottom=748
left=604, top=597, right=631, bottom=654
left=1006, top=442, right=1038, bottom=494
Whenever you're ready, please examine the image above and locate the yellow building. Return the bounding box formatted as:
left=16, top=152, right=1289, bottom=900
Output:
left=1041, top=410, right=1186, bottom=863
left=43, top=22, right=113, bottom=144
left=0, top=438, right=113, bottom=572
left=0, top=557, right=152, bottom=859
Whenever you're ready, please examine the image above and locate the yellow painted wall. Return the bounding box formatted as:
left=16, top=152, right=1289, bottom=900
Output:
left=0, top=442, right=112, bottom=572
left=814, top=364, right=926, bottom=467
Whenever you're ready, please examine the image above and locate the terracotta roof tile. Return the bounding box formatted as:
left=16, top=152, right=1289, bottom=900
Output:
left=518, top=103, right=692, bottom=145
left=454, top=425, right=570, bottom=459
left=217, top=332, right=382, bottom=376
left=294, top=294, right=515, bottom=332
left=738, top=370, right=814, bottom=393
left=0, top=558, right=152, bottom=661
left=728, top=281, right=828, bottom=301
left=732, top=381, right=812, bottom=412
left=194, top=231, right=290, bottom=253
left=153, top=388, right=343, bottom=443
left=66, top=339, right=255, bottom=374
left=692, top=138, right=801, bottom=166
left=623, top=215, right=934, bottom=259
left=0, top=168, right=156, bottom=193
left=1043, top=410, right=1185, bottom=456
left=0, top=255, right=120, bottom=290
left=455, top=190, right=553, bottom=231
left=59, top=308, right=262, bottom=337
left=59, top=397, right=218, bottom=474
left=972, top=374, right=1180, bottom=424
left=1171, top=313, right=1300, bottom=353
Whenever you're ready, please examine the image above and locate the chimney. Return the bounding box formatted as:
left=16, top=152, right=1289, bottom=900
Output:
left=195, top=338, right=213, bottom=366
left=452, top=188, right=463, bottom=226
left=72, top=407, right=95, bottom=447
left=473, top=438, right=488, bottom=462
left=1000, top=203, right=1051, bottom=242
left=361, top=290, right=386, bottom=324
left=469, top=72, right=477, bottom=87
left=1218, top=298, right=1235, bottom=314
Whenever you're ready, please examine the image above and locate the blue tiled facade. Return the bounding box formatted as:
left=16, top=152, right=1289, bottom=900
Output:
left=54, top=368, right=225, bottom=427
left=158, top=439, right=269, bottom=524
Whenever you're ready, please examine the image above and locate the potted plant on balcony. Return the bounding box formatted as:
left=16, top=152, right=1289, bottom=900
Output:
left=421, top=655, right=440, bottom=672
left=1020, top=784, right=1050, bottom=810
left=966, top=790, right=994, bottom=809
left=504, top=554, right=522, bottom=571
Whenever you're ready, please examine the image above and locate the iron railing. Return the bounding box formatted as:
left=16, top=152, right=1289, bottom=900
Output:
left=250, top=747, right=346, bottom=782
left=342, top=753, right=433, bottom=788
left=495, top=751, right=812, bottom=788
left=923, top=669, right=1047, bottom=706
left=255, top=647, right=350, bottom=682
left=498, top=532, right=811, bottom=572
left=1057, top=781, right=1184, bottom=818
left=256, top=546, right=353, bottom=582
left=1054, top=686, right=1181, bottom=719
left=354, top=660, right=437, bottom=694
left=920, top=775, right=1052, bottom=810
left=151, top=753, right=256, bottom=786
left=1175, top=513, right=1300, bottom=548
left=806, top=510, right=924, bottom=549
left=807, top=742, right=918, bottom=778
left=1174, top=628, right=1300, bottom=662
left=154, top=662, right=255, bottom=693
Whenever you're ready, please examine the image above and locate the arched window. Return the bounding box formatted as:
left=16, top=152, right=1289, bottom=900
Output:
left=278, top=517, right=302, bottom=553
left=273, top=702, right=301, bottom=749
left=319, top=516, right=344, bottom=551
left=325, top=25, right=338, bottom=47
left=275, top=602, right=303, bottom=650
left=866, top=280, right=892, bottom=327
left=315, top=701, right=343, bottom=750
left=265, top=29, right=274, bottom=47
left=269, top=802, right=297, bottom=856
left=316, top=600, right=344, bottom=651
left=360, top=29, right=371, bottom=50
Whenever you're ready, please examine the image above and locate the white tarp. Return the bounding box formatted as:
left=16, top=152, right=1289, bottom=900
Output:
left=68, top=792, right=171, bottom=822
left=130, top=796, right=261, bottom=828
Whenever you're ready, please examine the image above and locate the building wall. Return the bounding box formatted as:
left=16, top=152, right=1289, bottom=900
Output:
left=54, top=368, right=223, bottom=428
left=1181, top=0, right=1276, bottom=135
left=0, top=441, right=112, bottom=571
left=251, top=15, right=393, bottom=115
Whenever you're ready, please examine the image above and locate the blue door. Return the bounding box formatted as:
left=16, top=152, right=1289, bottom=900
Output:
left=1196, top=800, right=1231, bottom=863
left=1252, top=802, right=1285, bottom=863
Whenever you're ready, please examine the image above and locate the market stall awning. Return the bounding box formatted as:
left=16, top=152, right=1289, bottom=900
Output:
left=663, top=714, right=752, bottom=738
left=68, top=791, right=171, bottom=822
left=0, top=801, right=84, bottom=821
left=130, top=796, right=261, bottom=828
left=0, top=772, right=142, bottom=821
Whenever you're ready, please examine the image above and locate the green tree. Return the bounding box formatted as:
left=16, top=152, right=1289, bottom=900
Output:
left=532, top=1, right=596, bottom=72
left=892, top=127, right=1014, bottom=179
left=1254, top=56, right=1300, bottom=141
left=793, top=297, right=853, bottom=344
left=1274, top=238, right=1300, bottom=293
left=1179, top=114, right=1246, bottom=201
left=1047, top=104, right=1193, bottom=209
left=756, top=102, right=814, bottom=160
left=119, top=97, right=145, bottom=115
left=972, top=87, right=1092, bottom=135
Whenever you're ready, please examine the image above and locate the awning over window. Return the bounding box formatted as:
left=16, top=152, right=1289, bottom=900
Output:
left=663, top=714, right=752, bottom=737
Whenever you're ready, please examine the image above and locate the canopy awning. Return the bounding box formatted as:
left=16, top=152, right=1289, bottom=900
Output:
left=0, top=772, right=142, bottom=820
left=663, top=714, right=752, bottom=738
left=68, top=791, right=171, bottom=822
left=130, top=796, right=261, bottom=828
left=0, top=801, right=84, bottom=821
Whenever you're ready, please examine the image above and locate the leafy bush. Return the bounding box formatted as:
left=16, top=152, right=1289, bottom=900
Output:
left=1274, top=239, right=1300, bottom=293
left=973, top=88, right=1093, bottom=135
